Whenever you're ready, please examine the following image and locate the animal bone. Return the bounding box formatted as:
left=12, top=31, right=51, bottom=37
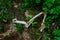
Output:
left=39, top=14, right=47, bottom=32
left=12, top=12, right=43, bottom=28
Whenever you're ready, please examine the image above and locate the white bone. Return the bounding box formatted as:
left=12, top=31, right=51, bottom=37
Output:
left=12, top=12, right=43, bottom=28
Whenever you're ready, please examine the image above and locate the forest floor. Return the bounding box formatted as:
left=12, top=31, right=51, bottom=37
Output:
left=0, top=0, right=60, bottom=40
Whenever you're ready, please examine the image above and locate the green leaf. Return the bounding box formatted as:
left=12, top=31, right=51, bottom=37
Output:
left=55, top=37, right=60, bottom=40
left=36, top=0, right=40, bottom=3
left=26, top=16, right=32, bottom=21
left=53, top=29, right=60, bottom=36
left=15, top=24, right=24, bottom=33
left=0, top=24, right=3, bottom=30
left=32, top=22, right=38, bottom=26
left=43, top=7, right=48, bottom=12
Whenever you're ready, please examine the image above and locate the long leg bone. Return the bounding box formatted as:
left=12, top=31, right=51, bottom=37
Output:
left=12, top=12, right=43, bottom=28
left=39, top=14, right=47, bottom=32
left=0, top=12, right=46, bottom=39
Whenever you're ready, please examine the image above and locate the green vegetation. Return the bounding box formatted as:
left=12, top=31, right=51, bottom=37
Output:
left=0, top=0, right=60, bottom=40
left=55, top=37, right=60, bottom=40
left=0, top=0, right=14, bottom=22
left=0, top=0, right=15, bottom=32
left=15, top=24, right=24, bottom=33
left=0, top=24, right=3, bottom=30
left=21, top=0, right=60, bottom=40
left=53, top=29, right=60, bottom=36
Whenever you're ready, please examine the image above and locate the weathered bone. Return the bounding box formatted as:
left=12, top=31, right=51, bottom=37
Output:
left=12, top=12, right=43, bottom=28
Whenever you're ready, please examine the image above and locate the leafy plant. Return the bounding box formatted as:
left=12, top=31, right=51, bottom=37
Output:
left=25, top=15, right=38, bottom=27
left=42, top=0, right=60, bottom=28
left=0, top=0, right=14, bottom=22
left=26, top=16, right=32, bottom=21
left=35, top=0, right=40, bottom=4
left=55, top=37, right=60, bottom=40
left=21, top=0, right=60, bottom=28
left=0, top=0, right=12, bottom=9
left=42, top=33, right=51, bottom=40
left=21, top=0, right=60, bottom=40
left=0, top=0, right=14, bottom=33
left=31, top=22, right=38, bottom=27
left=15, top=24, right=24, bottom=33
left=52, top=29, right=60, bottom=36
left=21, top=0, right=41, bottom=9
left=0, top=24, right=4, bottom=30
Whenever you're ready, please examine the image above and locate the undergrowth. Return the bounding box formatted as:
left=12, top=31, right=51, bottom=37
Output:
left=0, top=0, right=60, bottom=40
